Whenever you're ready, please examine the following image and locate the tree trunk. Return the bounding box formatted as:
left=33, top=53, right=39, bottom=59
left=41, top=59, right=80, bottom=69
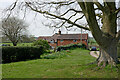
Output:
left=96, top=9, right=119, bottom=67
left=97, top=41, right=119, bottom=67
left=78, top=2, right=119, bottom=67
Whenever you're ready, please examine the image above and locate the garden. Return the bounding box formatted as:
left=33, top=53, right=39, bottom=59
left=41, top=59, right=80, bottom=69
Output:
left=2, top=48, right=119, bottom=78
left=1, top=40, right=120, bottom=78
left=0, top=0, right=120, bottom=79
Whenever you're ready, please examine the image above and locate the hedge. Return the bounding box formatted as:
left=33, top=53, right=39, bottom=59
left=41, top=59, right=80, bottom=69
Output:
left=2, top=46, right=44, bottom=63
left=56, top=43, right=87, bottom=51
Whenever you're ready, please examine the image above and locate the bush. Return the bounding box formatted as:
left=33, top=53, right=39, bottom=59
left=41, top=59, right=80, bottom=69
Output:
left=33, top=39, right=50, bottom=51
left=2, top=46, right=44, bottom=63
left=41, top=50, right=70, bottom=59
left=56, top=43, right=86, bottom=51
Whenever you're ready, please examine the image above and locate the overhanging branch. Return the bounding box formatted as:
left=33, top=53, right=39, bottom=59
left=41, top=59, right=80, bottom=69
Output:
left=25, top=2, right=90, bottom=31
left=60, top=9, right=83, bottom=17
left=74, top=15, right=84, bottom=23
left=41, top=1, right=75, bottom=5
left=96, top=13, right=102, bottom=18
left=7, top=0, right=18, bottom=11
left=117, top=16, right=120, bottom=18
left=116, top=30, right=120, bottom=41
left=94, top=2, right=104, bottom=11
left=116, top=8, right=120, bottom=14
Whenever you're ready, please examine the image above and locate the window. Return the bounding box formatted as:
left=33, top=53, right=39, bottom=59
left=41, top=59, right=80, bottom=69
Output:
left=73, top=40, right=77, bottom=42
left=50, top=40, right=54, bottom=43
left=60, top=39, right=64, bottom=42
left=51, top=46, right=55, bottom=49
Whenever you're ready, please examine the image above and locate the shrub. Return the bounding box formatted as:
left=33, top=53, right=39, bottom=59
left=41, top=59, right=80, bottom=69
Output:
left=2, top=46, right=44, bottom=63
left=33, top=39, right=50, bottom=51
left=56, top=43, right=86, bottom=51
left=41, top=50, right=70, bottom=59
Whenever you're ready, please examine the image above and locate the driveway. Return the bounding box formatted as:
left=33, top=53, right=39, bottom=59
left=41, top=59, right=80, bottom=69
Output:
left=90, top=51, right=99, bottom=58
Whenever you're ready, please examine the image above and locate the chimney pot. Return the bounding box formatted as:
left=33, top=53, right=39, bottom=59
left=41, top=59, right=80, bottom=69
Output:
left=58, top=29, right=61, bottom=35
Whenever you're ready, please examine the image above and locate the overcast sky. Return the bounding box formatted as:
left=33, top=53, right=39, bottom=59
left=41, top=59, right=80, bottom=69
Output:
left=0, top=0, right=119, bottom=37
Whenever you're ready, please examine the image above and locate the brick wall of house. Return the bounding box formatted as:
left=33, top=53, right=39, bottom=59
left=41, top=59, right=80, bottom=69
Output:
left=49, top=42, right=57, bottom=48
left=49, top=39, right=88, bottom=48
left=40, top=39, right=88, bottom=49
left=39, top=33, right=88, bottom=48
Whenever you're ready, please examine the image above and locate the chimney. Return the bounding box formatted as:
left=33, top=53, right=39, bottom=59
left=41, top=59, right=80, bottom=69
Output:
left=58, top=29, right=61, bottom=35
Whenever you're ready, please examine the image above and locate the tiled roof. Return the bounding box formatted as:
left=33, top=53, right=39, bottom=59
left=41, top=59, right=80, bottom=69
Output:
left=38, top=33, right=88, bottom=42
left=55, top=34, right=88, bottom=39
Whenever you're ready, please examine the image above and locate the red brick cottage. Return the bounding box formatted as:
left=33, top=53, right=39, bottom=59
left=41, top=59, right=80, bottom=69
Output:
left=38, top=30, right=88, bottom=48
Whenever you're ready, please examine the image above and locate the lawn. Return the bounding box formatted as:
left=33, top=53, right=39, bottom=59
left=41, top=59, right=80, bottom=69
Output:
left=2, top=48, right=119, bottom=78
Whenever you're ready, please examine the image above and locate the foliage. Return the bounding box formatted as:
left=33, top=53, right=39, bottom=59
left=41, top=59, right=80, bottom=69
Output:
left=2, top=46, right=44, bottom=63
left=20, top=35, right=35, bottom=43
left=56, top=43, right=86, bottom=51
left=41, top=50, right=70, bottom=59
left=1, top=35, right=36, bottom=43
left=33, top=39, right=50, bottom=51
left=2, top=48, right=119, bottom=78
left=88, top=37, right=98, bottom=46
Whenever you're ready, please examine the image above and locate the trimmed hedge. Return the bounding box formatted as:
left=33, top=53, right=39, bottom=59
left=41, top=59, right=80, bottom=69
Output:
left=2, top=46, right=44, bottom=63
left=56, top=43, right=87, bottom=51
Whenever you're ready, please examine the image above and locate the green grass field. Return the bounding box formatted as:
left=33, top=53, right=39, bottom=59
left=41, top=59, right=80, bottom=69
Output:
left=2, top=48, right=119, bottom=78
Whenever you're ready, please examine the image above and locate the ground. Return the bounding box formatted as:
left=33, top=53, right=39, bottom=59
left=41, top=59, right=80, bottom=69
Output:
left=2, top=48, right=119, bottom=78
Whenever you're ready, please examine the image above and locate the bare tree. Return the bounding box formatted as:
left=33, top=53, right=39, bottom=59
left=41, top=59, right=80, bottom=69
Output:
left=5, top=0, right=120, bottom=67
left=1, top=17, right=28, bottom=46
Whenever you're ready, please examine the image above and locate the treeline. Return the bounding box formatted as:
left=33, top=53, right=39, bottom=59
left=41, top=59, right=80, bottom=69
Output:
left=1, top=35, right=36, bottom=43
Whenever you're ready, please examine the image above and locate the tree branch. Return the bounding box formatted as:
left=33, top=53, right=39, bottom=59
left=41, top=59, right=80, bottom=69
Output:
left=117, top=16, right=120, bottom=18
left=74, top=15, right=84, bottom=23
left=25, top=2, right=90, bottom=30
left=115, top=8, right=120, bottom=14
left=104, top=2, right=116, bottom=13
left=116, top=30, right=120, bottom=41
left=78, top=1, right=86, bottom=13
left=81, top=2, right=106, bottom=46
left=42, top=1, right=75, bottom=5
left=96, top=13, right=103, bottom=18
left=60, top=9, right=83, bottom=17
left=9, top=0, right=18, bottom=11
left=94, top=2, right=104, bottom=11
